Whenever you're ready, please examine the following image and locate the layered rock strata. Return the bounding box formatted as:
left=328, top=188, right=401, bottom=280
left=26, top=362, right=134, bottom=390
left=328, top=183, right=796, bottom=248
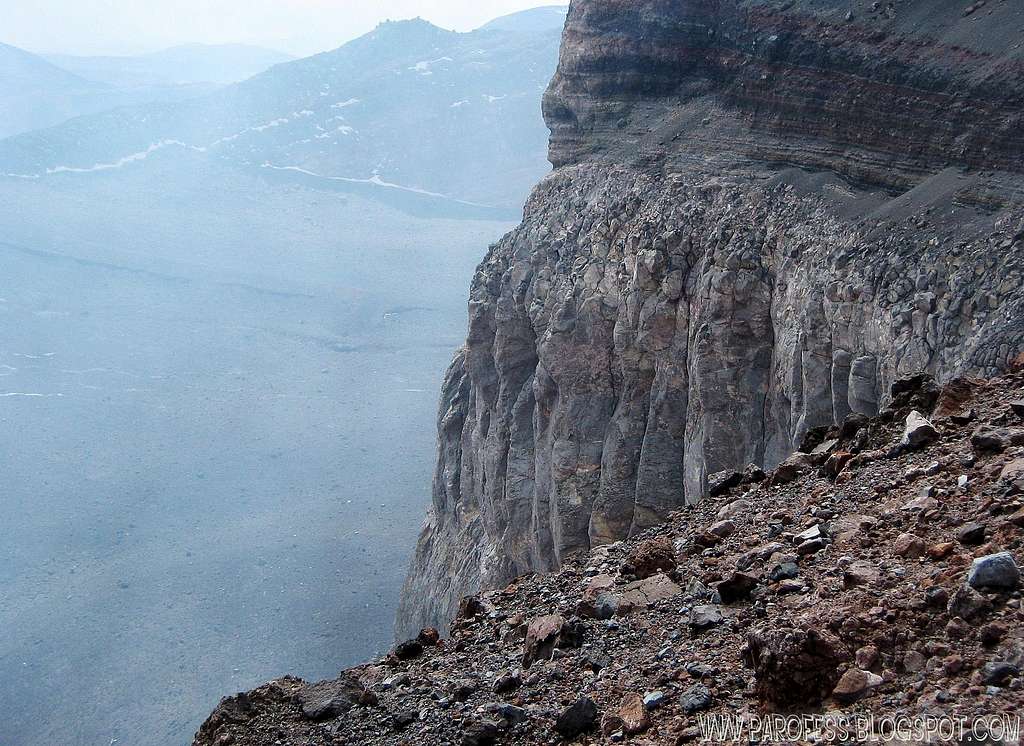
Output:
left=397, top=0, right=1024, bottom=636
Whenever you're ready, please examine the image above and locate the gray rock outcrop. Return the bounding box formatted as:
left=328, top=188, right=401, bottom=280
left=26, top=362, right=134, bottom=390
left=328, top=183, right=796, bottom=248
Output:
left=396, top=0, right=1024, bottom=636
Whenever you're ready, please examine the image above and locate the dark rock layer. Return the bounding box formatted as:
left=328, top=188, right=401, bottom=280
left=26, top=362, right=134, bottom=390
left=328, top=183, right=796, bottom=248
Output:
left=397, top=0, right=1024, bottom=636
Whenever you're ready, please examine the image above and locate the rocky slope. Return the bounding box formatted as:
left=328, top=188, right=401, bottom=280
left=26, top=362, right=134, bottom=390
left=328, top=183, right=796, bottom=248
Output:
left=195, top=372, right=1024, bottom=744
left=397, top=0, right=1024, bottom=636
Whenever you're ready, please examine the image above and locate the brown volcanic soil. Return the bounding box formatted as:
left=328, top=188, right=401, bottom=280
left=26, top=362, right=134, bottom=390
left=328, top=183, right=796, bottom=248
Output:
left=194, top=371, right=1024, bottom=745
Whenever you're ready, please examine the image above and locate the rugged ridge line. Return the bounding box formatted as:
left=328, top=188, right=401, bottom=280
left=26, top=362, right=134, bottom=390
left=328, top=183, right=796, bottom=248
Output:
left=397, top=0, right=1024, bottom=636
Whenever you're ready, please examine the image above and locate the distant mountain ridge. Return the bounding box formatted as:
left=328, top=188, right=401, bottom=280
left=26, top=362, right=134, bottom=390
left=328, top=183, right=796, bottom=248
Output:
left=0, top=7, right=567, bottom=210
left=0, top=42, right=113, bottom=139
left=45, top=44, right=294, bottom=88
left=0, top=41, right=290, bottom=140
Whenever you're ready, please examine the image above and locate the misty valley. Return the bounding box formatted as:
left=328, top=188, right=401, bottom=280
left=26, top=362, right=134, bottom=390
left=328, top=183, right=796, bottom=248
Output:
left=0, top=7, right=564, bottom=745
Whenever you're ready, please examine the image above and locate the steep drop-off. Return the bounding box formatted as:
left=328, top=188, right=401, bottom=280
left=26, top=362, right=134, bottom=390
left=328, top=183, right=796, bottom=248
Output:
left=196, top=372, right=1024, bottom=745
left=397, top=0, right=1024, bottom=636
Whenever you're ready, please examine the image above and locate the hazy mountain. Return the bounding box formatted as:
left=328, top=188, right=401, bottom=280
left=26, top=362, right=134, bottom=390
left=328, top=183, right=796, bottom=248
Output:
left=480, top=4, right=569, bottom=32
left=0, top=42, right=115, bottom=139
left=45, top=44, right=294, bottom=88
left=0, top=41, right=276, bottom=140
left=0, top=7, right=568, bottom=746
left=0, top=9, right=565, bottom=210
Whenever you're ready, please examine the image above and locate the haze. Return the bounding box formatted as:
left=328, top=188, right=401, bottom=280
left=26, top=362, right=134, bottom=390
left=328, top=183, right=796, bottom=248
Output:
left=2, top=0, right=567, bottom=56
left=0, top=3, right=567, bottom=744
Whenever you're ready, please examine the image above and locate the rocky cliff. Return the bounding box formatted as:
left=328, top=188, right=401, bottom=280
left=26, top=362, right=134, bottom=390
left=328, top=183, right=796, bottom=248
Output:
left=397, top=0, right=1024, bottom=636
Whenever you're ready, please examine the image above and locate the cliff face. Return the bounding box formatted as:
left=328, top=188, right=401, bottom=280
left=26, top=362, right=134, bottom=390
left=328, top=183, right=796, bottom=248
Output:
left=397, top=0, right=1024, bottom=637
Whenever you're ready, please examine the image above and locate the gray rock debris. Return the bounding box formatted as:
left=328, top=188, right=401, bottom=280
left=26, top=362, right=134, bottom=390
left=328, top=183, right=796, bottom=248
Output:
left=967, top=552, right=1021, bottom=590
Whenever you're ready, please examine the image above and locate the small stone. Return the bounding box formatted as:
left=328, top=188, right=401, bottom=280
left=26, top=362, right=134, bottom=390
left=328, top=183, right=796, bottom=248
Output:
left=902, top=494, right=939, bottom=512
left=943, top=655, right=964, bottom=676
left=492, top=703, right=528, bottom=727
left=393, top=710, right=418, bottom=730
left=951, top=409, right=976, bottom=425
left=844, top=561, right=879, bottom=588
left=679, top=684, right=713, bottom=714
left=823, top=450, right=854, bottom=478
left=297, top=676, right=375, bottom=721
left=903, top=651, right=926, bottom=673
left=947, top=585, right=993, bottom=620
left=615, top=694, right=649, bottom=735
left=777, top=579, right=805, bottom=594
left=1009, top=400, right=1024, bottom=419
left=457, top=595, right=488, bottom=620
left=955, top=522, right=986, bottom=545
left=417, top=627, right=440, bottom=646
left=981, top=662, right=1020, bottom=687
left=583, top=650, right=611, bottom=672
left=967, top=552, right=1020, bottom=590
left=832, top=669, right=882, bottom=704
left=812, top=438, right=841, bottom=456
left=717, top=499, right=751, bottom=521
left=452, top=680, right=478, bottom=702
left=946, top=618, right=970, bottom=640
left=894, top=533, right=926, bottom=558
left=522, top=614, right=583, bottom=667
left=901, top=410, right=938, bottom=449
left=462, top=720, right=499, bottom=746
left=971, top=426, right=1024, bottom=453
left=642, top=691, right=667, bottom=710
left=1001, top=458, right=1024, bottom=488
left=708, top=519, right=737, bottom=538
left=554, top=697, right=598, bottom=739
left=747, top=624, right=845, bottom=706
left=925, top=586, right=949, bottom=608
left=618, top=573, right=682, bottom=612
left=928, top=542, right=955, bottom=560
left=583, top=593, right=619, bottom=620
left=797, top=537, right=826, bottom=555
left=769, top=562, right=799, bottom=582
left=708, top=470, right=744, bottom=497
left=392, top=639, right=424, bottom=661
left=493, top=671, right=521, bottom=694
left=685, top=662, right=717, bottom=679
left=855, top=645, right=879, bottom=670
left=715, top=571, right=758, bottom=604
left=382, top=673, right=411, bottom=689
left=621, top=537, right=676, bottom=579
left=979, top=622, right=1006, bottom=647
left=793, top=524, right=823, bottom=544
left=772, top=452, right=816, bottom=485
left=689, top=605, right=723, bottom=632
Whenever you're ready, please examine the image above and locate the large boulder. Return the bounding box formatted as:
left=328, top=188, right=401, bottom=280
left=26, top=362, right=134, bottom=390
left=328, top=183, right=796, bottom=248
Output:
left=620, top=536, right=676, bottom=579
left=967, top=552, right=1020, bottom=590
left=617, top=573, right=682, bottom=613
left=900, top=410, right=938, bottom=450
left=832, top=668, right=882, bottom=704
left=297, top=674, right=377, bottom=721
left=746, top=623, right=847, bottom=707
left=553, top=697, right=598, bottom=739
left=522, top=614, right=584, bottom=667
